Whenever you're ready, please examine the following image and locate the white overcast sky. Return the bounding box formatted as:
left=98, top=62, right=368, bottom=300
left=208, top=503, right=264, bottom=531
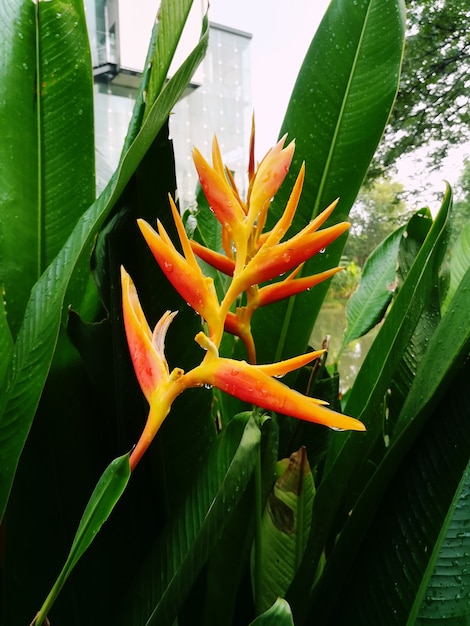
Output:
left=207, top=0, right=329, bottom=156
left=207, top=0, right=469, bottom=209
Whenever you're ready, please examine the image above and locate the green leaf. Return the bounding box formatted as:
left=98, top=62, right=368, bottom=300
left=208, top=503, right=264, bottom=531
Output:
left=396, top=207, right=434, bottom=288
left=251, top=0, right=405, bottom=365
left=442, top=219, right=470, bottom=314
left=0, top=2, right=209, bottom=523
left=393, top=261, right=470, bottom=438
left=252, top=447, right=315, bottom=614
left=417, top=463, right=470, bottom=623
left=327, top=362, right=470, bottom=625
left=117, top=413, right=261, bottom=626
left=248, top=598, right=295, bottom=626
left=144, top=0, right=193, bottom=118
left=33, top=454, right=131, bottom=626
left=287, top=186, right=452, bottom=620
left=304, top=258, right=470, bottom=625
left=327, top=186, right=451, bottom=468
left=202, top=416, right=279, bottom=626
left=340, top=224, right=405, bottom=354
left=0, top=0, right=95, bottom=338
left=386, top=208, right=437, bottom=418
left=0, top=299, right=13, bottom=389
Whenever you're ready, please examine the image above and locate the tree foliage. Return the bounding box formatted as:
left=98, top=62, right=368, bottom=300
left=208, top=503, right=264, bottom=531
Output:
left=372, top=0, right=470, bottom=175
left=344, top=177, right=409, bottom=266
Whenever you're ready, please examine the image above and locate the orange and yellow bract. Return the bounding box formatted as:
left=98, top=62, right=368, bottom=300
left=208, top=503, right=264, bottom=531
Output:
left=122, top=124, right=365, bottom=470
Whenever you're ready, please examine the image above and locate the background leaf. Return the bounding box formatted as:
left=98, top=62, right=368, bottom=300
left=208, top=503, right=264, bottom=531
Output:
left=340, top=224, right=405, bottom=353
left=302, top=243, right=470, bottom=626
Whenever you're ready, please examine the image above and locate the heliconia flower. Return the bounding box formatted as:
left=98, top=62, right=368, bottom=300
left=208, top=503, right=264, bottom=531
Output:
left=227, top=220, right=350, bottom=298
left=194, top=353, right=365, bottom=432
left=190, top=239, right=235, bottom=276
left=121, top=267, right=188, bottom=470
left=123, top=128, right=367, bottom=472
left=224, top=309, right=257, bottom=364
left=256, top=266, right=343, bottom=308
left=245, top=134, right=295, bottom=236
left=193, top=139, right=248, bottom=267
left=121, top=266, right=174, bottom=401
left=122, top=268, right=366, bottom=471
left=137, top=196, right=221, bottom=335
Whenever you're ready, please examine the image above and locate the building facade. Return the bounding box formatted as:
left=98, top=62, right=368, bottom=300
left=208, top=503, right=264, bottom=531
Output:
left=85, top=0, right=252, bottom=206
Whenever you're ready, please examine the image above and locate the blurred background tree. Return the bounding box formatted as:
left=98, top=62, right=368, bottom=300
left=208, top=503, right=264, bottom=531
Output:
left=370, top=0, right=470, bottom=177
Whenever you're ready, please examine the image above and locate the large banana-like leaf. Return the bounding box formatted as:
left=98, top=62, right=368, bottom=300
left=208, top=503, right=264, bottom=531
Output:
left=339, top=224, right=405, bottom=355
left=0, top=0, right=209, bottom=523
left=301, top=245, right=470, bottom=625
left=116, top=413, right=261, bottom=626
left=287, top=187, right=452, bottom=620
left=329, top=362, right=470, bottom=625
left=0, top=0, right=95, bottom=338
left=252, top=0, right=405, bottom=365
left=417, top=463, right=470, bottom=624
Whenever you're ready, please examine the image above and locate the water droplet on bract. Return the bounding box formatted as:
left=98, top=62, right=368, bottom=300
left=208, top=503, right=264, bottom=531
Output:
left=231, top=368, right=240, bottom=376
left=204, top=383, right=212, bottom=390
left=282, top=252, right=291, bottom=263
left=319, top=248, right=326, bottom=254
left=164, top=261, right=173, bottom=273
left=261, top=388, right=268, bottom=397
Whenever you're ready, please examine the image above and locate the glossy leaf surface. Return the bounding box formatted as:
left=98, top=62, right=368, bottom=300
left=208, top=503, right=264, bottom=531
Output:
left=0, top=0, right=95, bottom=337
left=287, top=186, right=452, bottom=621
left=340, top=224, right=405, bottom=353
left=249, top=598, right=295, bottom=626
left=0, top=0, right=209, bottom=523
left=252, top=0, right=405, bottom=365
left=331, top=363, right=470, bottom=625
left=417, top=463, right=470, bottom=623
